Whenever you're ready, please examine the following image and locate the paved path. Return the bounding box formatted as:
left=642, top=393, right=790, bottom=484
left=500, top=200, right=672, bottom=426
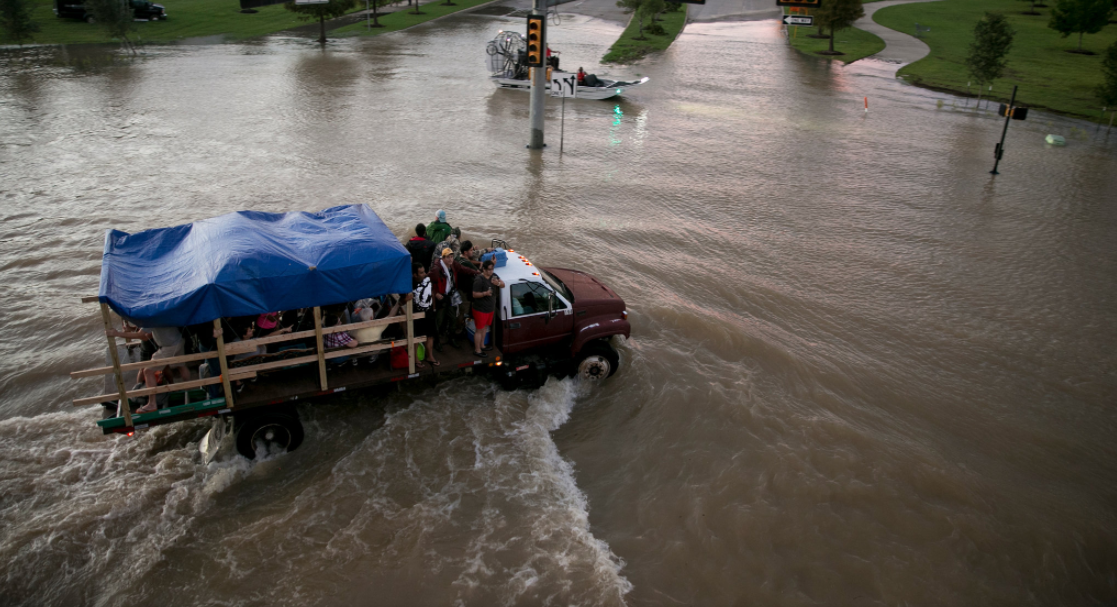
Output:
left=854, top=0, right=942, bottom=65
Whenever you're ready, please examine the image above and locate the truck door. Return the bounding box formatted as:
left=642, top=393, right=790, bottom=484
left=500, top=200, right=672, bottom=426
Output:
left=501, top=280, right=573, bottom=354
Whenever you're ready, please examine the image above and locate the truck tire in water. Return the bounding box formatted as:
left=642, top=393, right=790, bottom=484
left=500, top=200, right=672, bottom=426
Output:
left=574, top=341, right=619, bottom=382
left=235, top=411, right=304, bottom=459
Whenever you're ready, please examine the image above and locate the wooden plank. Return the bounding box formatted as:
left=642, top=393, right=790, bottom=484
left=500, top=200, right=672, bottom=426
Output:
left=222, top=314, right=422, bottom=355
left=100, top=303, right=133, bottom=428
left=82, top=295, right=100, bottom=304
left=406, top=299, right=416, bottom=375
left=313, top=307, right=327, bottom=391
left=73, top=371, right=255, bottom=408
left=214, top=319, right=235, bottom=409
left=71, top=350, right=213, bottom=379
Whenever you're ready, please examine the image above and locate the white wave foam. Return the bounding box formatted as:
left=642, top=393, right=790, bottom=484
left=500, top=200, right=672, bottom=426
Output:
left=0, top=409, right=273, bottom=607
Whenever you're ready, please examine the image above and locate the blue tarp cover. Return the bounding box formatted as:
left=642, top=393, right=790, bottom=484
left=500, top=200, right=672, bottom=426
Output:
left=98, top=204, right=412, bottom=328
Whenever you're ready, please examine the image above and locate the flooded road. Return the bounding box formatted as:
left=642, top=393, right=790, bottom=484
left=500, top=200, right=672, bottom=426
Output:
left=2, top=8, right=1117, bottom=607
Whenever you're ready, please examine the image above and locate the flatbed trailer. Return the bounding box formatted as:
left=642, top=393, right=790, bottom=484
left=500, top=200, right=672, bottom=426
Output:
left=86, top=325, right=503, bottom=436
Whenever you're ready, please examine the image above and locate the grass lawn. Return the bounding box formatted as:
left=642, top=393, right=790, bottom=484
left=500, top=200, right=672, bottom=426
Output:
left=0, top=0, right=481, bottom=45
left=787, top=23, right=886, bottom=63
left=331, top=0, right=492, bottom=36
left=874, top=0, right=1117, bottom=119
left=602, top=6, right=687, bottom=64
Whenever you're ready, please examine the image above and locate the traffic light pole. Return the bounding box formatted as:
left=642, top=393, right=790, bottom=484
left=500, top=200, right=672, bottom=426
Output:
left=990, top=85, right=1017, bottom=175
left=527, top=0, right=546, bottom=150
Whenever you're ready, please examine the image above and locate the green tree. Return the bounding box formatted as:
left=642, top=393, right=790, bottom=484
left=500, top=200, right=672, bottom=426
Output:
left=0, top=0, right=40, bottom=46
left=1048, top=0, right=1113, bottom=52
left=617, top=0, right=664, bottom=40
left=1098, top=41, right=1117, bottom=105
left=84, top=0, right=137, bottom=53
left=284, top=0, right=355, bottom=44
left=965, top=11, right=1014, bottom=107
left=814, top=0, right=864, bottom=54
left=364, top=0, right=391, bottom=27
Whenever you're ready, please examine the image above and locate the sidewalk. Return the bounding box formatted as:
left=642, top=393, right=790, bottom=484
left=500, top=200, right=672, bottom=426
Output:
left=854, top=0, right=942, bottom=65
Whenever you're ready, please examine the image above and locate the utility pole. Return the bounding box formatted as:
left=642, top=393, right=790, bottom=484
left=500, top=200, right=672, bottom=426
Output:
left=990, top=85, right=1017, bottom=176
left=527, top=0, right=546, bottom=149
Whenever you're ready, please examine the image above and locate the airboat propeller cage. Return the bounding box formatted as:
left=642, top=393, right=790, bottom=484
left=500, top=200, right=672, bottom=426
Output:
left=97, top=204, right=412, bottom=327
left=525, top=15, right=545, bottom=67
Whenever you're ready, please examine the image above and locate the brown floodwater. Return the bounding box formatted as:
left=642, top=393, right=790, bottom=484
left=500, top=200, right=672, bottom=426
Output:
left=1, top=11, right=1116, bottom=607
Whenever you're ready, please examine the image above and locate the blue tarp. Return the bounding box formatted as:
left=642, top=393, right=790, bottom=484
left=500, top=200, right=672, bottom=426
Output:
left=98, top=204, right=412, bottom=328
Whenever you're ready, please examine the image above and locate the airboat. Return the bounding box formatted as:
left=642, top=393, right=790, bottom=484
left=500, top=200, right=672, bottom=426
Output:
left=485, top=31, right=649, bottom=101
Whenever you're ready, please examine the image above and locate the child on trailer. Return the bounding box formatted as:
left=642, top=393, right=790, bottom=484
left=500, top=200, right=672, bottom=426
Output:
left=404, top=262, right=439, bottom=367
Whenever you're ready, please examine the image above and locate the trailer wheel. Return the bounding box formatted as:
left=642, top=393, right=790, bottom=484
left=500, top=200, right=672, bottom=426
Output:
left=574, top=342, right=619, bottom=382
left=235, top=412, right=304, bottom=459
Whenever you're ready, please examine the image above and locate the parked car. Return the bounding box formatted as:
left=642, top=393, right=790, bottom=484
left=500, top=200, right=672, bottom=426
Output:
left=54, top=0, right=167, bottom=23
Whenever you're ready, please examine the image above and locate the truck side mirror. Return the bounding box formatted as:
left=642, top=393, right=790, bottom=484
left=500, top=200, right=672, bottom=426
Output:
left=545, top=293, right=555, bottom=323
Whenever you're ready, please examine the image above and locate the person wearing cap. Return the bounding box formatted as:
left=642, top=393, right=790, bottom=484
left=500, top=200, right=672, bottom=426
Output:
left=426, top=210, right=453, bottom=245
left=428, top=245, right=479, bottom=350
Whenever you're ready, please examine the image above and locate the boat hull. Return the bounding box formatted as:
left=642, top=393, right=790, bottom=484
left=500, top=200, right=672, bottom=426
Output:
left=491, top=75, right=649, bottom=100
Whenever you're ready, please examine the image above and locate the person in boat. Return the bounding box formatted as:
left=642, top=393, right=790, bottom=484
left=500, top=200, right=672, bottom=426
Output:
left=105, top=324, right=187, bottom=413
left=576, top=67, right=602, bottom=87
left=426, top=210, right=453, bottom=245
left=405, top=223, right=436, bottom=272
left=408, top=262, right=439, bottom=367
left=471, top=259, right=505, bottom=358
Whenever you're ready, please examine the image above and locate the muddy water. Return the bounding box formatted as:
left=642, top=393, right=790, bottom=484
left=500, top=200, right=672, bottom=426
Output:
left=2, top=11, right=1116, bottom=607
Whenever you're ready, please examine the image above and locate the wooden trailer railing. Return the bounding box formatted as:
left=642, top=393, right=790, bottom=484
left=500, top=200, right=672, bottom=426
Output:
left=73, top=299, right=422, bottom=428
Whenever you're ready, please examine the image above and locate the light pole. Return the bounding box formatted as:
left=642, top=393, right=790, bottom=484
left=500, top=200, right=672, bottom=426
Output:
left=527, top=0, right=546, bottom=149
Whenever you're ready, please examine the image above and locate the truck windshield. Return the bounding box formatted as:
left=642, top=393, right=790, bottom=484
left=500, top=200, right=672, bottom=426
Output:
left=538, top=269, right=574, bottom=304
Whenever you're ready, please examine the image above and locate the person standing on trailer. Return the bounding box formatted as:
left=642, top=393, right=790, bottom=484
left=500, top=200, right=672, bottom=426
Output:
left=405, top=223, right=436, bottom=272
left=104, top=324, right=187, bottom=413
left=426, top=210, right=453, bottom=245
left=471, top=259, right=505, bottom=358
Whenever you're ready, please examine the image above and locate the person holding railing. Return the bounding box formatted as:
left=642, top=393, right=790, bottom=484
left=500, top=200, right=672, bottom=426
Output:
left=104, top=324, right=187, bottom=413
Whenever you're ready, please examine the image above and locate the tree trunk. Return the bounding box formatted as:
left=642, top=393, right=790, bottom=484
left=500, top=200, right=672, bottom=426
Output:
left=319, top=14, right=326, bottom=43
left=829, top=21, right=835, bottom=53
left=372, top=5, right=380, bottom=26
left=1078, top=31, right=1083, bottom=50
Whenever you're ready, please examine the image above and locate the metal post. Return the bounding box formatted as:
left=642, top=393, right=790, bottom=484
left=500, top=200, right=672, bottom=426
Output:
left=527, top=0, right=546, bottom=150
left=560, top=92, right=566, bottom=154
left=990, top=85, right=1017, bottom=175
left=100, top=303, right=133, bottom=428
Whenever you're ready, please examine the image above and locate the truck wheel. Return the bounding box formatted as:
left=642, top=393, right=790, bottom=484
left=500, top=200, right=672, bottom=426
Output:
left=235, top=411, right=304, bottom=459
left=574, top=342, right=619, bottom=382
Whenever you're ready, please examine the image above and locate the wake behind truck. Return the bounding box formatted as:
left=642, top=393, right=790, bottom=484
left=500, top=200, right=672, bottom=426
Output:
left=71, top=205, right=630, bottom=459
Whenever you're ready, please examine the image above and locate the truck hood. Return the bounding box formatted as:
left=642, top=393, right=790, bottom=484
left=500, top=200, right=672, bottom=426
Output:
left=544, top=267, right=623, bottom=307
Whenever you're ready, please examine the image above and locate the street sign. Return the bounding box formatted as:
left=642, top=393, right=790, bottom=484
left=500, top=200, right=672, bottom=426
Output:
left=776, top=0, right=820, bottom=7
left=782, top=14, right=814, bottom=26
left=551, top=74, right=577, bottom=98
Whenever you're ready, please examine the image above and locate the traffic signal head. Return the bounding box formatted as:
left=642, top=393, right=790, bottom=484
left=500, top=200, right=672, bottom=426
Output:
left=526, top=16, right=545, bottom=67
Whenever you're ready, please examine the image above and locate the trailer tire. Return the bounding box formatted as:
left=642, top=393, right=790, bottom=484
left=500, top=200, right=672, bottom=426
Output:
left=235, top=411, right=304, bottom=459
left=573, top=341, right=619, bottom=382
